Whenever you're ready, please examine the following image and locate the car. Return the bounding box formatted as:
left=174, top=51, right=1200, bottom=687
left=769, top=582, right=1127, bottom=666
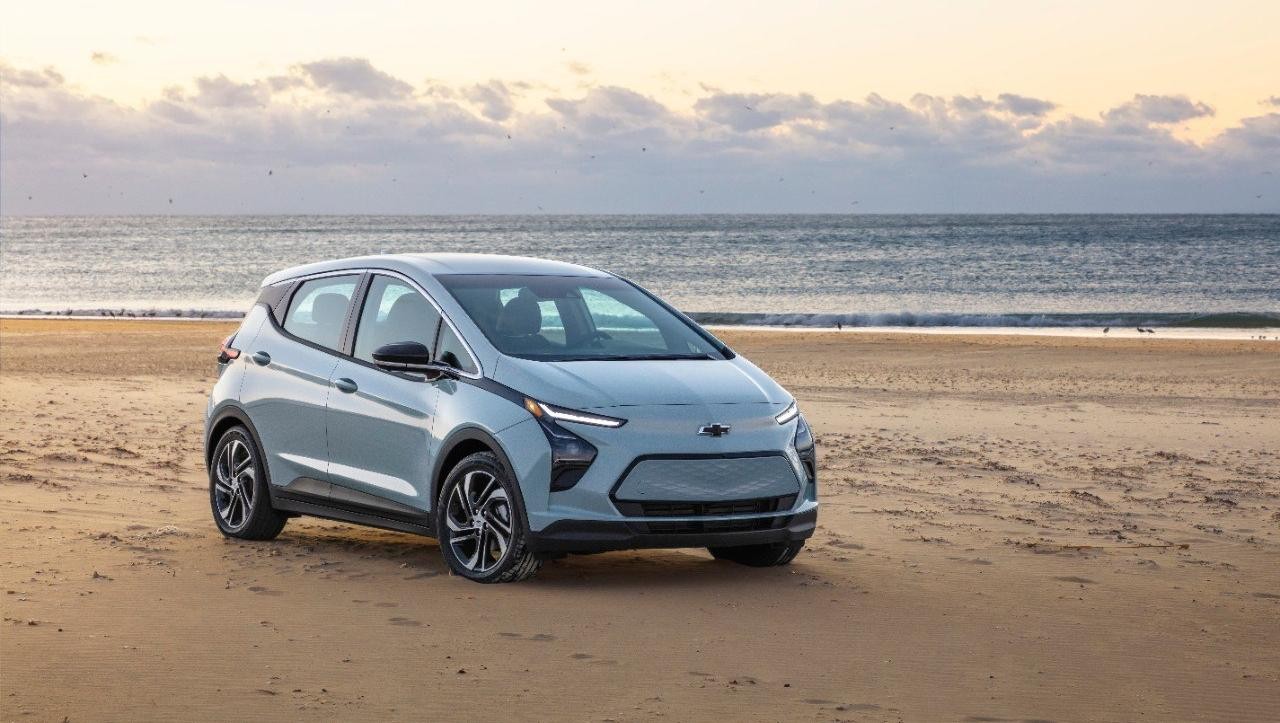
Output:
left=204, top=254, right=817, bottom=582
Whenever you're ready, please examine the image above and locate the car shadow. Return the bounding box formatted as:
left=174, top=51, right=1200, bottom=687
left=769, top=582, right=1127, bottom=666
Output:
left=264, top=524, right=821, bottom=589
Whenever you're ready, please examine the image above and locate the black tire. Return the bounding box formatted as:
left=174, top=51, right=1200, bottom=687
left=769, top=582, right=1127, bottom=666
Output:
left=708, top=540, right=805, bottom=567
left=209, top=426, right=287, bottom=541
left=436, top=452, right=541, bottom=583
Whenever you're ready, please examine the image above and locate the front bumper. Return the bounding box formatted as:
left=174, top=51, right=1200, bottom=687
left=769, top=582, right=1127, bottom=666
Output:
left=524, top=505, right=817, bottom=554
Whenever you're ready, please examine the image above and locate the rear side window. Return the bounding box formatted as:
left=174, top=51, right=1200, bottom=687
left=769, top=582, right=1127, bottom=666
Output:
left=283, top=275, right=360, bottom=351
left=353, top=276, right=442, bottom=363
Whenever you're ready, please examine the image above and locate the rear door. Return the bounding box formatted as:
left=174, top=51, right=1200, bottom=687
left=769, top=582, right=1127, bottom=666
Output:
left=240, top=273, right=361, bottom=496
left=325, top=274, right=443, bottom=514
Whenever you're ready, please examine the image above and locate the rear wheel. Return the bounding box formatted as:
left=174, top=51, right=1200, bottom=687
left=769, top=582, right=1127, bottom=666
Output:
left=436, top=452, right=541, bottom=583
left=209, top=426, right=287, bottom=540
left=708, top=540, right=805, bottom=567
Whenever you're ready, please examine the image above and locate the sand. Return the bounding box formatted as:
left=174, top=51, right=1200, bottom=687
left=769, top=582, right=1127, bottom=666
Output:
left=1, top=317, right=1277, bottom=722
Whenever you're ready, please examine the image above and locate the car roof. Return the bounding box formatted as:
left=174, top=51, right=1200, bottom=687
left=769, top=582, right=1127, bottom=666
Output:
left=261, top=253, right=611, bottom=286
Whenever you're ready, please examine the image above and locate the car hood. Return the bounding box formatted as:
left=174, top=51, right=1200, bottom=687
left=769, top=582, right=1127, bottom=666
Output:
left=492, top=355, right=790, bottom=410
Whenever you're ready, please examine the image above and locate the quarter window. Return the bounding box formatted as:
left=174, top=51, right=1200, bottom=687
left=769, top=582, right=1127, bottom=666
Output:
left=283, top=275, right=360, bottom=351
left=353, top=276, right=442, bottom=363
left=435, top=323, right=478, bottom=374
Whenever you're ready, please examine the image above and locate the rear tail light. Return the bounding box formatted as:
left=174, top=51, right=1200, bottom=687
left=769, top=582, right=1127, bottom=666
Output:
left=217, top=334, right=240, bottom=363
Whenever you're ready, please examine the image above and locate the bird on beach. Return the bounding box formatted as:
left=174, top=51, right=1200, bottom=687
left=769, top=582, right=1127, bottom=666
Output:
left=1103, top=327, right=1110, bottom=334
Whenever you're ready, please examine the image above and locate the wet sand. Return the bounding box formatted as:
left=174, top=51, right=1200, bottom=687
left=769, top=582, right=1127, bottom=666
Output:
left=1, top=318, right=1277, bottom=721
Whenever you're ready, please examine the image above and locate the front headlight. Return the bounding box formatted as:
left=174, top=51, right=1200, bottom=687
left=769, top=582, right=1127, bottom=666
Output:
left=522, top=397, right=625, bottom=493
left=523, top=398, right=627, bottom=428
left=775, top=401, right=799, bottom=425
left=793, top=414, right=816, bottom=485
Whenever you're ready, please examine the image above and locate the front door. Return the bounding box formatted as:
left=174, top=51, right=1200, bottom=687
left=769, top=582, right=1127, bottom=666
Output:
left=325, top=274, right=443, bottom=515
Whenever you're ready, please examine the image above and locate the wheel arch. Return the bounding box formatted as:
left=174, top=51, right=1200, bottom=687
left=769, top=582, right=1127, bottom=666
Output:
left=205, top=404, right=271, bottom=486
left=431, top=426, right=528, bottom=534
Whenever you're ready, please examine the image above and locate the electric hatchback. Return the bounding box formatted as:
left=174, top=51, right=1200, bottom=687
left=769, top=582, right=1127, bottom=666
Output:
left=205, top=254, right=817, bottom=582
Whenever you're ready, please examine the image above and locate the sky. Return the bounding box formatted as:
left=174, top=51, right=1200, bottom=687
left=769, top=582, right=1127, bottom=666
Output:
left=2, top=0, right=1277, bottom=213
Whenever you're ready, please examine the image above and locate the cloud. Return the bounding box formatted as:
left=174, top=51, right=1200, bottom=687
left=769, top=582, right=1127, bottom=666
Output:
left=1264, top=96, right=1280, bottom=107
left=1, top=62, right=65, bottom=88
left=546, top=86, right=674, bottom=134
left=90, top=51, right=119, bottom=65
left=694, top=92, right=822, bottom=132
left=295, top=57, right=412, bottom=99
left=565, top=61, right=592, bottom=76
left=2, top=58, right=1276, bottom=213
left=465, top=80, right=515, bottom=121
left=1104, top=94, right=1214, bottom=125
left=997, top=93, right=1057, bottom=117
left=192, top=74, right=267, bottom=108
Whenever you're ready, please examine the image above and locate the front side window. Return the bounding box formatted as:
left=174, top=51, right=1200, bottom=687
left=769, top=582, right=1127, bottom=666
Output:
left=353, top=276, right=442, bottom=363
left=283, top=275, right=360, bottom=351
left=437, top=274, right=729, bottom=362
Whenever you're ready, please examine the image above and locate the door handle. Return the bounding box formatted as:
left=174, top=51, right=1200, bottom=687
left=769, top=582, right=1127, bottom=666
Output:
left=333, top=377, right=359, bottom=394
left=251, top=351, right=271, bottom=366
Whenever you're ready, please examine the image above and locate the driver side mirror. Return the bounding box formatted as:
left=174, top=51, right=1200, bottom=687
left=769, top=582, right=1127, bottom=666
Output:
left=371, top=341, right=457, bottom=379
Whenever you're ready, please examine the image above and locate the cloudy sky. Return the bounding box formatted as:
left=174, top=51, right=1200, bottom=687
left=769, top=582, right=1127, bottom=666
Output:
left=2, top=0, right=1277, bottom=213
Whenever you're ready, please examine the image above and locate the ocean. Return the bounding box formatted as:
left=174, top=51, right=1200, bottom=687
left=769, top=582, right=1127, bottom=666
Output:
left=2, top=214, right=1278, bottom=331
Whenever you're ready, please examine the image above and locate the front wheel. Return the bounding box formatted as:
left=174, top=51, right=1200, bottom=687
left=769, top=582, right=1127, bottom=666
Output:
left=436, top=452, right=541, bottom=583
left=708, top=540, right=805, bottom=567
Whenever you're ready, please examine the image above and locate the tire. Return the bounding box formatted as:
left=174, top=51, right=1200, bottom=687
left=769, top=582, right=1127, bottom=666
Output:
left=436, top=452, right=541, bottom=583
left=708, top=540, right=805, bottom=567
left=209, top=425, right=287, bottom=541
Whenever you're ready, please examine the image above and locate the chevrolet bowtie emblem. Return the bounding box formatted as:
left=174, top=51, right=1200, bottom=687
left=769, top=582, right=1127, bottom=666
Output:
left=698, top=423, right=731, bottom=437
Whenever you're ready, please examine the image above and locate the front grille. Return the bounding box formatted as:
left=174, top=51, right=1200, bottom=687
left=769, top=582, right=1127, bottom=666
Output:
left=612, top=454, right=801, bottom=502
left=614, top=495, right=795, bottom=518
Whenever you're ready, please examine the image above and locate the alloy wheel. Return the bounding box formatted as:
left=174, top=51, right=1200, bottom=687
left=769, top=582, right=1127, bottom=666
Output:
left=214, top=438, right=256, bottom=530
left=445, top=470, right=513, bottom=573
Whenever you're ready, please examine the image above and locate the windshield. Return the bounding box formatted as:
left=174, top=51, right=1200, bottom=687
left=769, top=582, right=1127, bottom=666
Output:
left=437, top=274, right=730, bottom=362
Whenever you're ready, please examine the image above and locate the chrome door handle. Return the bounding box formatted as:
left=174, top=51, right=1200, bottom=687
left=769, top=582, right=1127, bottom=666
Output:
left=333, top=377, right=358, bottom=394
left=251, top=351, right=271, bottom=366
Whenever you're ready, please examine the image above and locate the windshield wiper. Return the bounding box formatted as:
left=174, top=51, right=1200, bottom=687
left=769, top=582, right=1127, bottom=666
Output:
left=586, top=353, right=716, bottom=361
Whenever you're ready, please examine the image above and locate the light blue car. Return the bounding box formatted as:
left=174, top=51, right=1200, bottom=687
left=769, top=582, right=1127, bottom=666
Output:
left=205, top=254, right=817, bottom=582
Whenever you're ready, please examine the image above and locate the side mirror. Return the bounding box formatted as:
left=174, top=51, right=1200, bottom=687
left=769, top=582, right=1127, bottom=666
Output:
left=370, top=341, right=457, bottom=379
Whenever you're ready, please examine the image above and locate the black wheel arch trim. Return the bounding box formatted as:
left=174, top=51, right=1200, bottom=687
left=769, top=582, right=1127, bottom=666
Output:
left=205, top=404, right=271, bottom=487
left=430, top=425, right=532, bottom=537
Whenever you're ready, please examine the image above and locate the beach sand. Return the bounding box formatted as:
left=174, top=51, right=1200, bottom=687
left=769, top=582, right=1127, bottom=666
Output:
left=1, top=318, right=1277, bottom=721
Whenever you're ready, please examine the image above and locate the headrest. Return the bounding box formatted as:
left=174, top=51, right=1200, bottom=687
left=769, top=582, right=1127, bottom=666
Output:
left=311, top=293, right=349, bottom=326
left=497, top=290, right=542, bottom=337
left=384, top=292, right=430, bottom=332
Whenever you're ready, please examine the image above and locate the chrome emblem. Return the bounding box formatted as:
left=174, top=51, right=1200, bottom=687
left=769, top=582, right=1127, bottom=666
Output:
left=698, top=423, right=731, bottom=437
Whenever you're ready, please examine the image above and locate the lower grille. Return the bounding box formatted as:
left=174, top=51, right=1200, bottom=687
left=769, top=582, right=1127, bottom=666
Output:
left=629, top=516, right=785, bottom=534
left=615, top=495, right=795, bottom=518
